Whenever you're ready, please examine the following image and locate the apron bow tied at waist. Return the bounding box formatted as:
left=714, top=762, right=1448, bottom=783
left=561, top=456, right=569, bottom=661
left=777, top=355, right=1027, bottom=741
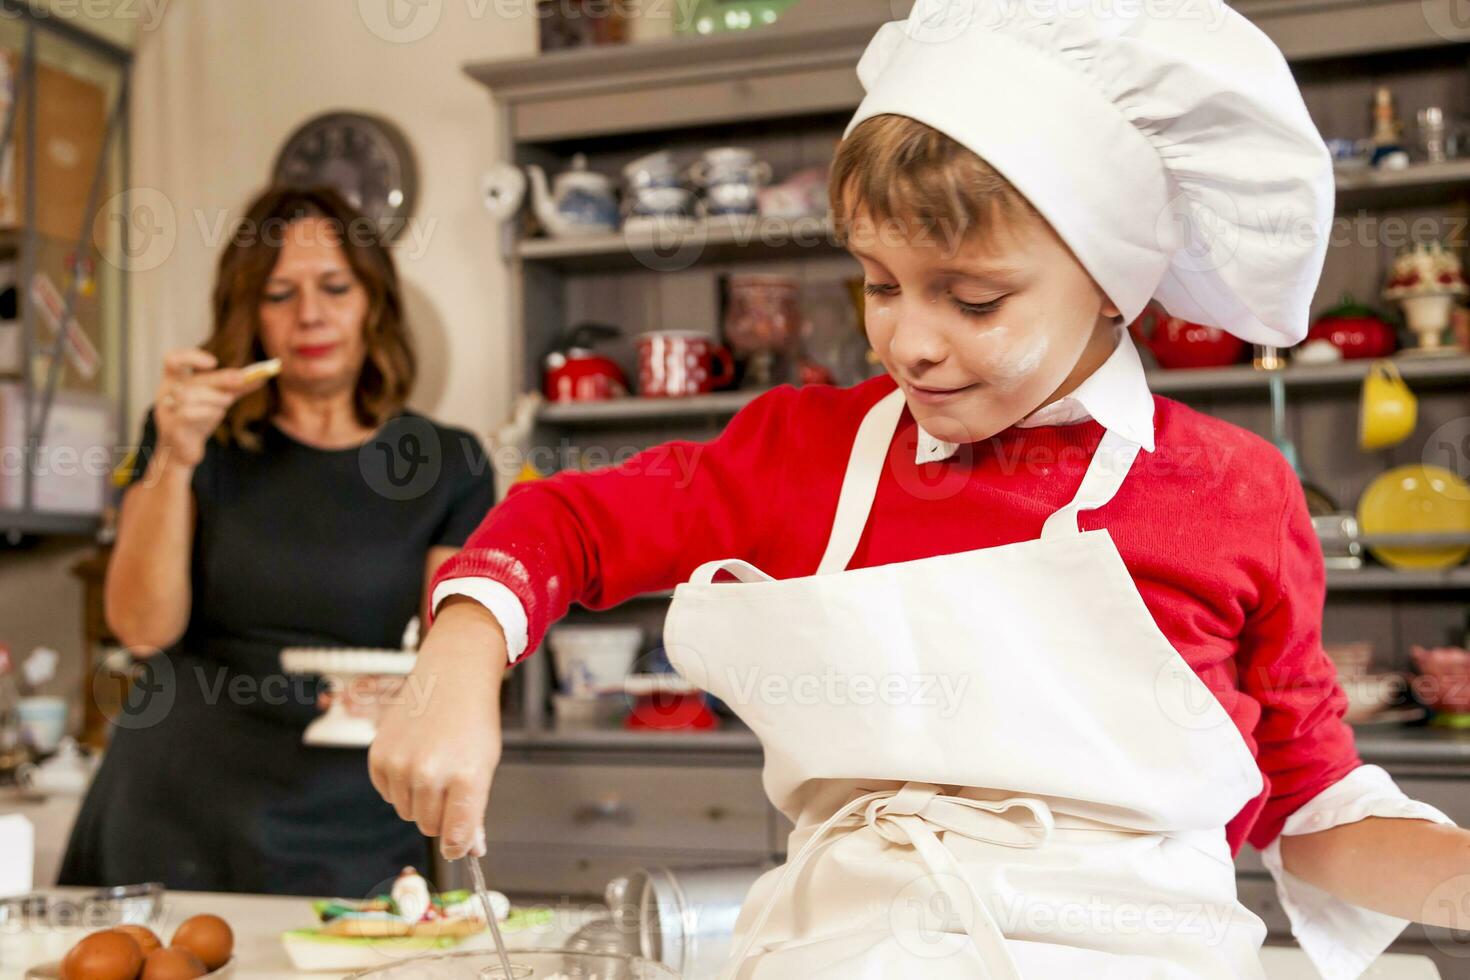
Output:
left=860, top=782, right=1055, bottom=851
left=726, top=782, right=1059, bottom=980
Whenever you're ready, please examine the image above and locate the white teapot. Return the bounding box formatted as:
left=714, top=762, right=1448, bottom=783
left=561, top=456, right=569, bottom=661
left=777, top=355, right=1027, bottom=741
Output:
left=526, top=153, right=619, bottom=238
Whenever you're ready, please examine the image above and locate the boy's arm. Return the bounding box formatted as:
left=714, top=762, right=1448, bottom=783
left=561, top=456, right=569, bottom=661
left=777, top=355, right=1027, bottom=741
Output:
left=1238, top=473, right=1457, bottom=978
left=1279, top=814, right=1470, bottom=925
left=428, top=386, right=801, bottom=663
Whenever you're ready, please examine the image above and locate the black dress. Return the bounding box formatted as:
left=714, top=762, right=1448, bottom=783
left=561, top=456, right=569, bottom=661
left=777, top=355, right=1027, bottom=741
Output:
left=60, top=411, right=495, bottom=897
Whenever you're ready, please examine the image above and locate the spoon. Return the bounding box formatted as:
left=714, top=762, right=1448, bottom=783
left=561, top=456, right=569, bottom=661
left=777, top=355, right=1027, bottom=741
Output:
left=465, top=831, right=520, bottom=979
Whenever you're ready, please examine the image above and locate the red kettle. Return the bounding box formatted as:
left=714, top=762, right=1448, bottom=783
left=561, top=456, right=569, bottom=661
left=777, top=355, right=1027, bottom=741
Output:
left=543, top=323, right=629, bottom=403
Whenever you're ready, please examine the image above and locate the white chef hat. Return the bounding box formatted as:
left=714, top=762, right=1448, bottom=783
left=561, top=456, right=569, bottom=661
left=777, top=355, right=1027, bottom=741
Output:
left=846, top=0, right=1335, bottom=347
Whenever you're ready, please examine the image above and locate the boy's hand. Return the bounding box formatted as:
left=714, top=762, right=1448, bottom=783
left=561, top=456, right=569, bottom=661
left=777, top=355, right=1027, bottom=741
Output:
left=369, top=598, right=510, bottom=860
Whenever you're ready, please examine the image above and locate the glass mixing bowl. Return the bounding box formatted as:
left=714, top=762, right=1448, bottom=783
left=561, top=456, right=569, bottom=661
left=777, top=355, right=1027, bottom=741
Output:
left=346, top=949, right=679, bottom=980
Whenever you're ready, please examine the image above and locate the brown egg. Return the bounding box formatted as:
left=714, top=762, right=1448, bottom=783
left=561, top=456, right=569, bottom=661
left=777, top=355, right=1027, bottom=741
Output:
left=169, top=915, right=233, bottom=971
left=140, top=947, right=206, bottom=980
left=112, top=926, right=162, bottom=957
left=60, top=930, right=144, bottom=980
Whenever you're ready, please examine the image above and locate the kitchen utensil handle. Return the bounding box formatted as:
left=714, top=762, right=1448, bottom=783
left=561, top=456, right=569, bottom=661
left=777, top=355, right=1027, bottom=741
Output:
left=574, top=799, right=635, bottom=825
left=466, top=835, right=518, bottom=979
left=710, top=347, right=736, bottom=388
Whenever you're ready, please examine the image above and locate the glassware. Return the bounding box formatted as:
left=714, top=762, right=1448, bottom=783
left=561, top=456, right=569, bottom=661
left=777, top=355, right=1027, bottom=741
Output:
left=722, top=275, right=802, bottom=387
left=1418, top=106, right=1449, bottom=164
left=344, top=949, right=678, bottom=980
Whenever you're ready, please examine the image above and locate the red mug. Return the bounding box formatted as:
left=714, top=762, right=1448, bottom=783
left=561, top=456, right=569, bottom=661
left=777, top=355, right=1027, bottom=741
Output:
left=636, top=331, right=736, bottom=397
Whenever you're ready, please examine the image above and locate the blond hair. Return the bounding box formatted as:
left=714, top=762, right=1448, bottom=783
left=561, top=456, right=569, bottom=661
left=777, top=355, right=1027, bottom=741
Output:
left=829, top=114, right=1039, bottom=254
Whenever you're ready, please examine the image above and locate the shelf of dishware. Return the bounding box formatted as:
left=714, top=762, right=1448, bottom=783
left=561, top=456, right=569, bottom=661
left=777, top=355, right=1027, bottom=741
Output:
left=514, top=160, right=1470, bottom=273
left=535, top=355, right=1470, bottom=428
left=517, top=214, right=840, bottom=271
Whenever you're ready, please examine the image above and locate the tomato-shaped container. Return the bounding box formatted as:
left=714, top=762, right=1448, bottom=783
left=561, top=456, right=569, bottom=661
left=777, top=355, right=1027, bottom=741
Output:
left=1307, top=293, right=1398, bottom=359
left=1128, top=303, right=1246, bottom=370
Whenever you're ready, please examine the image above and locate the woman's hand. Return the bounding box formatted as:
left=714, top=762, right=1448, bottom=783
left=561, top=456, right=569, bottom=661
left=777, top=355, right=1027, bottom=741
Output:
left=369, top=598, right=510, bottom=859
left=153, top=348, right=266, bottom=469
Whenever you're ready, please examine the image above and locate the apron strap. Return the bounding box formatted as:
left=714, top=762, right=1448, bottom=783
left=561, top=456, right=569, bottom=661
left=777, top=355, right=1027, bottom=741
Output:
left=721, top=781, right=1050, bottom=980
left=815, top=387, right=907, bottom=575
left=1039, top=427, right=1143, bottom=540
left=813, top=384, right=1147, bottom=570
left=687, top=558, right=778, bottom=585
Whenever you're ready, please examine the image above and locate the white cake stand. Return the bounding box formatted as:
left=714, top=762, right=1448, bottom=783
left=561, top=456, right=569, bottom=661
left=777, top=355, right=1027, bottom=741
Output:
left=280, top=649, right=417, bottom=747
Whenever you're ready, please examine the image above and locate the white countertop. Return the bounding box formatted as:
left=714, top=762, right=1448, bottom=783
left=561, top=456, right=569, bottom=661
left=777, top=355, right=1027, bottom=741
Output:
left=0, top=890, right=1441, bottom=979
left=0, top=890, right=600, bottom=980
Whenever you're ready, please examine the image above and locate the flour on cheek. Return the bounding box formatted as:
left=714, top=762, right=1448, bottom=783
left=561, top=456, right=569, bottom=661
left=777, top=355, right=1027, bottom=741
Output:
left=982, top=326, right=1050, bottom=392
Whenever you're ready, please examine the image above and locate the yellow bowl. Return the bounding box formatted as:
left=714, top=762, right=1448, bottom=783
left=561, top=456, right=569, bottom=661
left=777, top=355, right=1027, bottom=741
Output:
left=1357, top=465, right=1470, bottom=569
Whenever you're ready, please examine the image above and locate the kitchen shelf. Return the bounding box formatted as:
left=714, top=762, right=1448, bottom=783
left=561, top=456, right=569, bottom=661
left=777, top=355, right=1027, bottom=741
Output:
left=1146, top=355, right=1470, bottom=395
left=517, top=214, right=838, bottom=271
left=502, top=723, right=762, bottom=753
left=538, top=388, right=768, bottom=425
left=503, top=699, right=1470, bottom=761
left=1335, top=158, right=1470, bottom=209
left=514, top=159, right=1470, bottom=274
left=0, top=509, right=100, bottom=539
left=594, top=573, right=1470, bottom=599
left=1327, top=567, right=1470, bottom=591
left=537, top=356, right=1470, bottom=428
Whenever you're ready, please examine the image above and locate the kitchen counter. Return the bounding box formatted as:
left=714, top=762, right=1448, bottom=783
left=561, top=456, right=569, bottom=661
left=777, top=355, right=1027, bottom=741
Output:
left=0, top=890, right=1442, bottom=979
left=0, top=890, right=599, bottom=980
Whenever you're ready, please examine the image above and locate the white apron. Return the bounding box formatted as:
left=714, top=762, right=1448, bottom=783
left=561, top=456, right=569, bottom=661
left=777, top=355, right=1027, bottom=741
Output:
left=662, top=387, right=1272, bottom=979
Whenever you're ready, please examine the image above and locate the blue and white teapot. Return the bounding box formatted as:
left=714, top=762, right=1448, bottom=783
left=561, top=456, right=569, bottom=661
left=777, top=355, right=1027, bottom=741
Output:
left=527, top=153, right=619, bottom=237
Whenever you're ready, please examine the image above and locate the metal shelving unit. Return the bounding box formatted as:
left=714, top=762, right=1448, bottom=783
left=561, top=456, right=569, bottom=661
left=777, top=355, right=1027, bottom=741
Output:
left=0, top=3, right=131, bottom=542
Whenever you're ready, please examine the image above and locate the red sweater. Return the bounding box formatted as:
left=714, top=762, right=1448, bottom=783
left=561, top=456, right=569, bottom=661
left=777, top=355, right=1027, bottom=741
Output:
left=433, top=374, right=1361, bottom=855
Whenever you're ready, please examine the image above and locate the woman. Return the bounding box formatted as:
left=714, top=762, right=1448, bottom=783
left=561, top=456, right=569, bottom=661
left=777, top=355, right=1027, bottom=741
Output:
left=373, top=2, right=1468, bottom=978
left=61, top=186, right=494, bottom=896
